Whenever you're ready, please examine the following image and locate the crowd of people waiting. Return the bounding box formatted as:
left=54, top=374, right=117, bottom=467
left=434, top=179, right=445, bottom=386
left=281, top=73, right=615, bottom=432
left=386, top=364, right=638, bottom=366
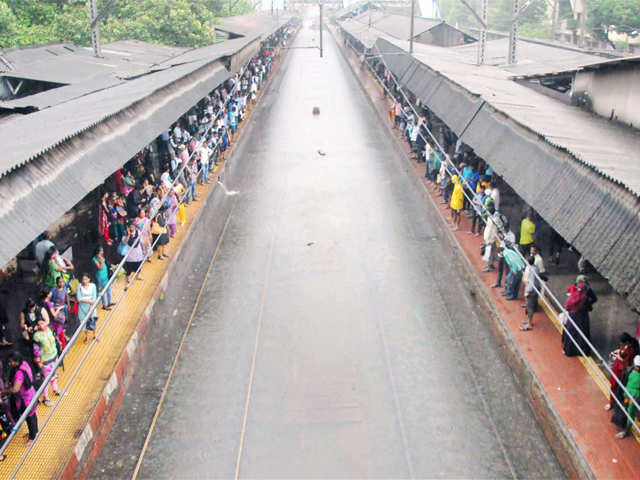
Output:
left=363, top=51, right=640, bottom=440
left=0, top=28, right=292, bottom=454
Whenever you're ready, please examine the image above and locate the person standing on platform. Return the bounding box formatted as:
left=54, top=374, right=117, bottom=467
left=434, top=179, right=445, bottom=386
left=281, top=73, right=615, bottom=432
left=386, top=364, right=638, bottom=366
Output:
left=522, top=256, right=540, bottom=331
left=519, top=209, right=536, bottom=254
left=7, top=352, right=38, bottom=445
left=33, top=318, right=60, bottom=407
left=615, top=355, right=640, bottom=439
left=449, top=175, right=464, bottom=231
left=77, top=273, right=99, bottom=344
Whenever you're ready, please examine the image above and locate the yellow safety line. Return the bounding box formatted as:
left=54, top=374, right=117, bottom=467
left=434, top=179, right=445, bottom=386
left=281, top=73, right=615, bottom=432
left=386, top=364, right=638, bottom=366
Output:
left=4, top=176, right=217, bottom=479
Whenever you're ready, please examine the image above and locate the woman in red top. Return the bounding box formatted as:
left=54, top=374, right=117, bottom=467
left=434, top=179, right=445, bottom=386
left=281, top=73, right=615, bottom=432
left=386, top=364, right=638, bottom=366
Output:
left=606, top=333, right=639, bottom=410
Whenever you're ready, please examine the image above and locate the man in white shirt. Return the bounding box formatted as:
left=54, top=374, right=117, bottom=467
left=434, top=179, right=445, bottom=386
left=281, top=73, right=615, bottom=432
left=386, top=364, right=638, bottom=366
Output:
left=35, top=233, right=54, bottom=265
left=482, top=203, right=499, bottom=271
left=489, top=181, right=500, bottom=210
left=198, top=144, right=211, bottom=183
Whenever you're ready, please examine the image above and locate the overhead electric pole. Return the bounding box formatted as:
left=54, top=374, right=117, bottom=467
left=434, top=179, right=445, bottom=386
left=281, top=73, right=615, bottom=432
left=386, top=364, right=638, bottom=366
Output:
left=508, top=0, right=519, bottom=64
left=319, top=3, right=324, bottom=58
left=409, top=0, right=415, bottom=54
left=477, top=0, right=488, bottom=64
left=87, top=0, right=102, bottom=58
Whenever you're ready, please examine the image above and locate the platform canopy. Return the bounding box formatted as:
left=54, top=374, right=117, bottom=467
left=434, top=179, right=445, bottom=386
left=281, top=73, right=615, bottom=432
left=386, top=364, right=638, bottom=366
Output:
left=0, top=15, right=295, bottom=268
left=372, top=36, right=640, bottom=311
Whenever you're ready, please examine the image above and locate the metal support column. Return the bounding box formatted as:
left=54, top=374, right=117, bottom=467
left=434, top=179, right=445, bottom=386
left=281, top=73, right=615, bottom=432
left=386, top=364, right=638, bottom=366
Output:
left=409, top=0, right=415, bottom=54
left=508, top=0, right=519, bottom=64
left=319, top=3, right=324, bottom=58
left=87, top=0, right=102, bottom=58
left=477, top=0, right=488, bottom=65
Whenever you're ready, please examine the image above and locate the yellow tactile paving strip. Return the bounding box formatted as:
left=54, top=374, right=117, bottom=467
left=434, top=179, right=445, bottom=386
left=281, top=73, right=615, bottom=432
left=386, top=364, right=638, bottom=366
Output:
left=1, top=175, right=217, bottom=479
left=1, top=52, right=283, bottom=480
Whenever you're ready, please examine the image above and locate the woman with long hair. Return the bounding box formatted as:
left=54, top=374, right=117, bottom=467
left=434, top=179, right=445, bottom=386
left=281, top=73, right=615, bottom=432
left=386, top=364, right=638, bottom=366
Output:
left=98, top=192, right=112, bottom=246
left=134, top=208, right=152, bottom=263
left=49, top=276, right=70, bottom=342
left=121, top=223, right=145, bottom=282
left=76, top=273, right=98, bottom=344
left=151, top=211, right=170, bottom=260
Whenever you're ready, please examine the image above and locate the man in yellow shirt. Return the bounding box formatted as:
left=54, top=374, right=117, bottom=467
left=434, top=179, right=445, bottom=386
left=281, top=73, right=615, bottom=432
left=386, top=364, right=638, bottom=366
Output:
left=520, top=210, right=536, bottom=252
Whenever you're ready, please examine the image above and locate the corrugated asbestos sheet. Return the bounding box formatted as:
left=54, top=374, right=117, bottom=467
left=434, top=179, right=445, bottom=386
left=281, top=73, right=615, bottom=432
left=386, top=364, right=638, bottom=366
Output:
left=0, top=62, right=229, bottom=269
left=451, top=38, right=604, bottom=77
left=374, top=36, right=640, bottom=310
left=216, top=12, right=292, bottom=39
left=350, top=10, right=441, bottom=41
left=0, top=59, right=217, bottom=177
left=0, top=76, right=125, bottom=110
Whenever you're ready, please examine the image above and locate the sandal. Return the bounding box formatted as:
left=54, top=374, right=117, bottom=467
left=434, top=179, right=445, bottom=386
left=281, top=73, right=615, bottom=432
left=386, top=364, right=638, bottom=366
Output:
left=519, top=326, right=532, bottom=331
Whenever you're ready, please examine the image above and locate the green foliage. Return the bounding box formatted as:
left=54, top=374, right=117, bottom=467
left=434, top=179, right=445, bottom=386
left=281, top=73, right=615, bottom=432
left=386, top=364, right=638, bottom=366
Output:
left=589, top=0, right=640, bottom=35
left=439, top=0, right=481, bottom=27
left=0, top=1, right=18, bottom=48
left=488, top=0, right=548, bottom=31
left=0, top=0, right=249, bottom=49
left=518, top=22, right=552, bottom=38
left=439, top=0, right=550, bottom=37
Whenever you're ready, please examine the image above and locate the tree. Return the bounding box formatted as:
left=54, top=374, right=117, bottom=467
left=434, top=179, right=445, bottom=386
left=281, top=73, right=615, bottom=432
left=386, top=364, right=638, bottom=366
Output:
left=488, top=0, right=548, bottom=32
left=0, top=0, right=249, bottom=50
left=589, top=0, right=640, bottom=39
left=440, top=0, right=481, bottom=27
left=0, top=1, right=18, bottom=48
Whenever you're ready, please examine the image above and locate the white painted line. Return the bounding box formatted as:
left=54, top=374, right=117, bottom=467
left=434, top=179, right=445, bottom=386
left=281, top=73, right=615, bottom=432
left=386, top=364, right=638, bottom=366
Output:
left=126, top=330, right=139, bottom=359
left=103, top=372, right=119, bottom=405
left=74, top=424, right=94, bottom=461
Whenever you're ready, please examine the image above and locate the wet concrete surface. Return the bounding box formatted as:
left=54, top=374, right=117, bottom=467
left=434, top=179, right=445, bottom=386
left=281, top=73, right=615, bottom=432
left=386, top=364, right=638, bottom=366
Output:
left=92, top=26, right=564, bottom=479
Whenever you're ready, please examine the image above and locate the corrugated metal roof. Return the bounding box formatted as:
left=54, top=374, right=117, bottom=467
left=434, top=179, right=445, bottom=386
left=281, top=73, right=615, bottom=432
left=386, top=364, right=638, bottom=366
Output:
left=0, top=58, right=220, bottom=178
left=156, top=36, right=257, bottom=67
left=216, top=12, right=293, bottom=39
left=0, top=76, right=125, bottom=110
left=351, top=10, right=442, bottom=40
left=101, top=40, right=189, bottom=65
left=519, top=53, right=640, bottom=79
left=375, top=37, right=640, bottom=196
left=450, top=37, right=606, bottom=77
left=374, top=37, right=640, bottom=309
left=0, top=61, right=229, bottom=270
left=0, top=42, right=166, bottom=84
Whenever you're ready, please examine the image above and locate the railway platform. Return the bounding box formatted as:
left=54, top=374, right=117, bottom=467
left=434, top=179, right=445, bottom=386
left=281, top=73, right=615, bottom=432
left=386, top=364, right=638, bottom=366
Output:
left=333, top=25, right=640, bottom=479
left=0, top=49, right=280, bottom=477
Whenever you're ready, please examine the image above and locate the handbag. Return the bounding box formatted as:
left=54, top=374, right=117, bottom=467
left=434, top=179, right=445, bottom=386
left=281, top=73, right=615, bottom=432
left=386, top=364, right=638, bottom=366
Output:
left=150, top=221, right=163, bottom=235
left=71, top=300, right=79, bottom=316
left=117, top=242, right=130, bottom=256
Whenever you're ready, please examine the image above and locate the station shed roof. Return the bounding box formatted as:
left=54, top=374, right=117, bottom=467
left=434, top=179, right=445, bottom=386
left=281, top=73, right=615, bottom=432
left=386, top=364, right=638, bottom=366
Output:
left=0, top=14, right=294, bottom=269
left=371, top=36, right=640, bottom=310
left=517, top=53, right=640, bottom=80
left=215, top=12, right=293, bottom=39
left=450, top=37, right=608, bottom=77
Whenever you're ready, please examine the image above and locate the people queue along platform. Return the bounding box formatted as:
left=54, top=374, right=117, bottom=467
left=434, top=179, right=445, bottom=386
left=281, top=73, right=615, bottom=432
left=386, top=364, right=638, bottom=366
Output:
left=371, top=52, right=640, bottom=441
left=0, top=28, right=293, bottom=453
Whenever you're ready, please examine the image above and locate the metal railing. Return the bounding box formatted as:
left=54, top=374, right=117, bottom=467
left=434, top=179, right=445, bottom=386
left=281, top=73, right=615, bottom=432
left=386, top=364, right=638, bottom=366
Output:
left=343, top=33, right=640, bottom=437
left=0, top=42, right=279, bottom=472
